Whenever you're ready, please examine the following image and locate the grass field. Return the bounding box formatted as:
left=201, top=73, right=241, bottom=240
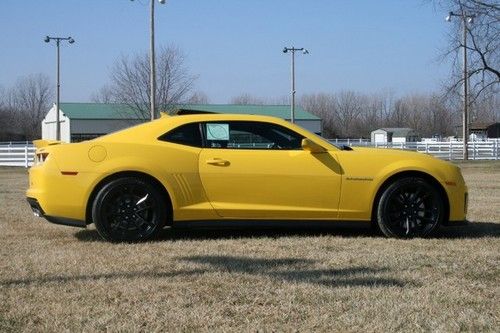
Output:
left=0, top=162, right=499, bottom=332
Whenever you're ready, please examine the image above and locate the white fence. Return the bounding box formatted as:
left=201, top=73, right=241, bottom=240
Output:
left=0, top=140, right=499, bottom=168
left=331, top=140, right=500, bottom=160
left=0, top=142, right=35, bottom=167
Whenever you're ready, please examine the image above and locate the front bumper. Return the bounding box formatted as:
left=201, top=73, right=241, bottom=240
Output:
left=27, top=197, right=86, bottom=228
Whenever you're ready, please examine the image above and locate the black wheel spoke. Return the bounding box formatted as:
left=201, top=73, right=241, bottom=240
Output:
left=135, top=204, right=153, bottom=213
left=134, top=214, right=155, bottom=228
left=395, top=194, right=405, bottom=205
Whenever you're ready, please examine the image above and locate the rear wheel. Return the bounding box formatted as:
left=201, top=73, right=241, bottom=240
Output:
left=377, top=177, right=444, bottom=238
left=92, top=177, right=167, bottom=242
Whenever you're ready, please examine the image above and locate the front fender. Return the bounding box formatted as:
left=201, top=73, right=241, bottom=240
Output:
left=336, top=149, right=458, bottom=220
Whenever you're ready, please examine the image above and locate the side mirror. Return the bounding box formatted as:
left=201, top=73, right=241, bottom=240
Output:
left=301, top=138, right=326, bottom=153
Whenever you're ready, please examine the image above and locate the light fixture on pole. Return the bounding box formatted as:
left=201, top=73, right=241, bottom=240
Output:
left=446, top=10, right=475, bottom=160
left=283, top=46, right=309, bottom=124
left=131, top=0, right=166, bottom=121
left=44, top=35, right=75, bottom=141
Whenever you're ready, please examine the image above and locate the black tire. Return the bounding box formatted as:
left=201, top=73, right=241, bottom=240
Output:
left=376, top=177, right=444, bottom=238
left=92, top=177, right=167, bottom=242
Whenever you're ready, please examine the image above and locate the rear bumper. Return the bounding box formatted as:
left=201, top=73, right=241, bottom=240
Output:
left=27, top=197, right=86, bottom=228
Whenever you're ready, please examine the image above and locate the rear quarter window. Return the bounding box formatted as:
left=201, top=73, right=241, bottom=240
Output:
left=158, top=123, right=202, bottom=148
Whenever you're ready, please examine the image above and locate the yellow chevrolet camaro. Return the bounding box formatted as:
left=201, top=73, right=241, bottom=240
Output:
left=27, top=113, right=468, bottom=241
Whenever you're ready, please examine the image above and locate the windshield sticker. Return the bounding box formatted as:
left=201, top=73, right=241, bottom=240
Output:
left=206, top=123, right=229, bottom=140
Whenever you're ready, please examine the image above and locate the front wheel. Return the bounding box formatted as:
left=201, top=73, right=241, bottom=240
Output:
left=376, top=177, right=444, bottom=238
left=92, top=177, right=167, bottom=242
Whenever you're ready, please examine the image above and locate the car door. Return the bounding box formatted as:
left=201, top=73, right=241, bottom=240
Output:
left=198, top=121, right=342, bottom=219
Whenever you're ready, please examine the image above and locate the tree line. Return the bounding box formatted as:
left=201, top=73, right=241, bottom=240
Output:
left=0, top=72, right=497, bottom=141
left=0, top=0, right=497, bottom=141
left=0, top=74, right=53, bottom=141
left=230, top=91, right=499, bottom=138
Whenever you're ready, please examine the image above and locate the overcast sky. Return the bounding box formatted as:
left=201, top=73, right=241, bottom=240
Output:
left=0, top=0, right=453, bottom=103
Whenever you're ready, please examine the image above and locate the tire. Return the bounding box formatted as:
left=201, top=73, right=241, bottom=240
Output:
left=92, top=177, right=167, bottom=242
left=376, top=177, right=444, bottom=238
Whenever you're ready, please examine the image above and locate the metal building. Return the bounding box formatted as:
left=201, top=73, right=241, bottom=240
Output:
left=42, top=103, right=322, bottom=142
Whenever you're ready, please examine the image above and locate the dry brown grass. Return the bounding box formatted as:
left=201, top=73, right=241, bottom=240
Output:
left=0, top=162, right=499, bottom=332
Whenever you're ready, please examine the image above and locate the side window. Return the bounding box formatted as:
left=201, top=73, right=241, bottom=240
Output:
left=202, top=121, right=304, bottom=150
left=158, top=123, right=202, bottom=147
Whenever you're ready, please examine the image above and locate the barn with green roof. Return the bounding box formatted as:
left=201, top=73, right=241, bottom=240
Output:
left=42, top=103, right=322, bottom=142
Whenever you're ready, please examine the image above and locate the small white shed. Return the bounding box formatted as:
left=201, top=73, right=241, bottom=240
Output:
left=42, top=103, right=146, bottom=142
left=371, top=128, right=420, bottom=143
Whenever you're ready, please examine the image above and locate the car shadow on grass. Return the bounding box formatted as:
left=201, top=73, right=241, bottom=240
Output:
left=178, top=255, right=413, bottom=288
left=74, top=220, right=500, bottom=242
left=0, top=269, right=207, bottom=287
left=0, top=255, right=410, bottom=289
left=74, top=222, right=375, bottom=243
left=434, top=221, right=500, bottom=239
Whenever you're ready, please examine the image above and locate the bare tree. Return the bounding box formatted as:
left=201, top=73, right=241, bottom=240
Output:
left=90, top=85, right=113, bottom=103
left=334, top=91, right=365, bottom=138
left=186, top=91, right=210, bottom=104
left=471, top=93, right=500, bottom=121
left=267, top=95, right=290, bottom=105
left=230, top=94, right=289, bottom=106
left=422, top=94, right=453, bottom=136
left=230, top=94, right=265, bottom=105
left=7, top=74, right=54, bottom=140
left=98, top=46, right=197, bottom=119
left=438, top=0, right=499, bottom=100
left=302, top=90, right=457, bottom=138
left=300, top=93, right=337, bottom=137
left=0, top=87, right=12, bottom=140
left=357, top=91, right=395, bottom=135
left=0, top=86, right=5, bottom=109
left=390, top=93, right=454, bottom=137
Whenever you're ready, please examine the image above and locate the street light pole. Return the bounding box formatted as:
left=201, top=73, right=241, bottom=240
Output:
left=56, top=39, right=60, bottom=140
left=150, top=0, right=156, bottom=121
left=283, top=47, right=309, bottom=124
left=291, top=49, right=295, bottom=124
left=132, top=0, right=165, bottom=120
left=446, top=11, right=475, bottom=160
left=44, top=36, right=75, bottom=141
left=462, top=14, right=469, bottom=161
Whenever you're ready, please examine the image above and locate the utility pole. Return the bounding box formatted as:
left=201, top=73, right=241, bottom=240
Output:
left=462, top=14, right=469, bottom=160
left=446, top=11, right=475, bottom=160
left=131, top=0, right=166, bottom=120
left=283, top=47, right=309, bottom=124
left=44, top=36, right=75, bottom=141
left=150, top=0, right=157, bottom=121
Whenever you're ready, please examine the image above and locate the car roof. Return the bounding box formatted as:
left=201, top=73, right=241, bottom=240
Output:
left=166, top=113, right=290, bottom=122
left=98, top=113, right=294, bottom=142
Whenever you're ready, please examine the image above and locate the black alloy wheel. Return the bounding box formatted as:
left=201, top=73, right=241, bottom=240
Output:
left=92, top=177, right=167, bottom=242
left=377, top=177, right=444, bottom=238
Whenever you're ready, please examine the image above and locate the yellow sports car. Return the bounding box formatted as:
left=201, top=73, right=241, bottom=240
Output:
left=27, top=113, right=468, bottom=241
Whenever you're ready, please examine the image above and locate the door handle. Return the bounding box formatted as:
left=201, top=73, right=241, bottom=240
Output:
left=206, top=158, right=230, bottom=166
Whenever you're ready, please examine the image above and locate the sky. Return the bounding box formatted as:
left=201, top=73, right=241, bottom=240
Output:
left=0, top=0, right=454, bottom=104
